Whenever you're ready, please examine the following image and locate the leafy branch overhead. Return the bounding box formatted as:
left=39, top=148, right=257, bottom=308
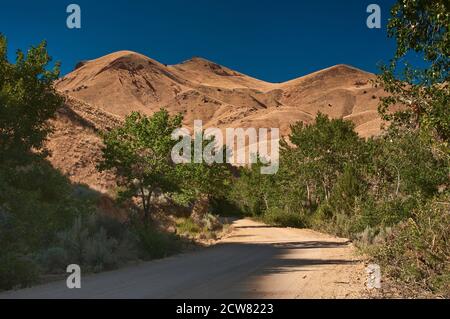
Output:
left=0, top=34, right=63, bottom=159
left=377, top=0, right=450, bottom=144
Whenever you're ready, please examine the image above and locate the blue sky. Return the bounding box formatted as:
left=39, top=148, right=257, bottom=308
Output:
left=0, top=0, right=399, bottom=82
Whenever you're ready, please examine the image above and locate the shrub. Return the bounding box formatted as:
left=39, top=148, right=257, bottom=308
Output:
left=176, top=217, right=201, bottom=236
left=210, top=196, right=243, bottom=217
left=176, top=214, right=223, bottom=241
left=0, top=159, right=96, bottom=252
left=83, top=228, right=120, bottom=272
left=371, top=194, right=450, bottom=297
left=133, top=224, right=180, bottom=260
left=263, top=207, right=307, bottom=228
left=52, top=215, right=138, bottom=273
left=35, top=247, right=68, bottom=274
left=0, top=253, right=40, bottom=290
left=311, top=205, right=357, bottom=237
left=202, top=213, right=222, bottom=232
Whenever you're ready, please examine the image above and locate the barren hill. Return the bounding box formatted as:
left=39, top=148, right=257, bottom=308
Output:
left=55, top=51, right=387, bottom=137
left=50, top=50, right=387, bottom=191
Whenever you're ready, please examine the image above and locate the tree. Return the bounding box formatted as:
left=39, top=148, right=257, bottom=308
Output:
left=98, top=110, right=183, bottom=222
left=369, top=130, right=448, bottom=201
left=369, top=2, right=450, bottom=293
left=0, top=34, right=63, bottom=160
left=282, top=113, right=364, bottom=205
left=176, top=135, right=231, bottom=223
left=230, top=158, right=276, bottom=216
left=377, top=0, right=449, bottom=144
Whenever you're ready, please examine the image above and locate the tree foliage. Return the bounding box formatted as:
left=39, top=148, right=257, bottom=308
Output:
left=377, top=0, right=450, bottom=144
left=0, top=34, right=63, bottom=159
left=99, top=110, right=183, bottom=221
left=177, top=159, right=231, bottom=221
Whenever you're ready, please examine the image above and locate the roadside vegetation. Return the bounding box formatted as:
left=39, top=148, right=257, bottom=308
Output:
left=229, top=0, right=449, bottom=297
left=0, top=35, right=229, bottom=291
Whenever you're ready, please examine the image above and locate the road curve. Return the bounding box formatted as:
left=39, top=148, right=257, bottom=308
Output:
left=0, top=219, right=367, bottom=299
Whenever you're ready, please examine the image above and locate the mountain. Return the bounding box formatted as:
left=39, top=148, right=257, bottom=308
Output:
left=55, top=51, right=386, bottom=137
left=49, top=50, right=387, bottom=192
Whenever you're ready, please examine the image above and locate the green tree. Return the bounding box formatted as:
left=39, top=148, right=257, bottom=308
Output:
left=377, top=0, right=450, bottom=144
left=98, top=110, right=183, bottom=222
left=0, top=36, right=94, bottom=290
left=229, top=114, right=367, bottom=227
left=369, top=131, right=447, bottom=200
left=0, top=34, right=63, bottom=160
left=229, top=157, right=274, bottom=216
left=282, top=113, right=364, bottom=205
left=177, top=135, right=231, bottom=222
left=370, top=1, right=450, bottom=294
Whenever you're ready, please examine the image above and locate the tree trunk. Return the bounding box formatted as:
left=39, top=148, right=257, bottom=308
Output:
left=140, top=187, right=152, bottom=224
left=395, top=165, right=401, bottom=196
left=263, top=194, right=269, bottom=211
left=306, top=184, right=311, bottom=208
left=191, top=194, right=210, bottom=224
left=322, top=179, right=329, bottom=201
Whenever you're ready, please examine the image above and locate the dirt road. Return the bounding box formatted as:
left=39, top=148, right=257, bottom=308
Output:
left=0, top=219, right=367, bottom=299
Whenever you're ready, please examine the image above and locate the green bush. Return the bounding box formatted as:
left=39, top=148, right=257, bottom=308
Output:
left=311, top=204, right=358, bottom=237
left=35, top=247, right=68, bottom=274
left=176, top=217, right=201, bottom=236
left=371, top=194, right=450, bottom=297
left=0, top=159, right=96, bottom=252
left=83, top=228, right=121, bottom=272
left=355, top=225, right=393, bottom=248
left=54, top=215, right=138, bottom=273
left=176, top=214, right=223, bottom=241
left=0, top=253, right=40, bottom=290
left=210, top=196, right=244, bottom=217
left=263, top=207, right=307, bottom=228
left=134, top=224, right=180, bottom=260
left=202, top=213, right=222, bottom=232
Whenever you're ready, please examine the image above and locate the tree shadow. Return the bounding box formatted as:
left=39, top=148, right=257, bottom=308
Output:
left=273, top=240, right=351, bottom=249
left=234, top=225, right=277, bottom=229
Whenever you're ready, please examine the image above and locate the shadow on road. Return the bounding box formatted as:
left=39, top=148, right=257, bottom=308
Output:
left=1, top=233, right=361, bottom=299
left=273, top=240, right=351, bottom=249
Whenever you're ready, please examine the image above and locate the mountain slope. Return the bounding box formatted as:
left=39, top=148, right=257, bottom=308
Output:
left=50, top=51, right=388, bottom=191
left=55, top=51, right=387, bottom=137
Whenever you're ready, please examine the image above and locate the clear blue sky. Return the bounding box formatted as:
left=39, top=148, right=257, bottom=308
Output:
left=0, top=0, right=399, bottom=82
